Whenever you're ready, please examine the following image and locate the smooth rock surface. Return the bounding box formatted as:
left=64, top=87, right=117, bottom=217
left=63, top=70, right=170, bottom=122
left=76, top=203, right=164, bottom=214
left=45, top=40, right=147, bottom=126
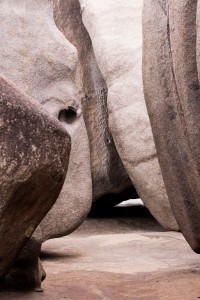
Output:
left=1, top=203, right=200, bottom=299
left=143, top=0, right=200, bottom=252
left=35, top=99, right=92, bottom=242
left=53, top=0, right=134, bottom=202
left=0, top=75, right=70, bottom=281
left=54, top=0, right=178, bottom=230
left=0, top=0, right=76, bottom=105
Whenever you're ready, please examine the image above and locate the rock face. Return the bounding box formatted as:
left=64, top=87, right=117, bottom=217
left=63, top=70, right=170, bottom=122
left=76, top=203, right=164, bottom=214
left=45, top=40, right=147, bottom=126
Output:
left=0, top=1, right=92, bottom=235
left=53, top=0, right=135, bottom=204
left=0, top=0, right=92, bottom=289
left=0, top=75, right=70, bottom=284
left=0, top=0, right=76, bottom=106
left=35, top=99, right=92, bottom=242
left=143, top=0, right=200, bottom=252
left=53, top=0, right=178, bottom=230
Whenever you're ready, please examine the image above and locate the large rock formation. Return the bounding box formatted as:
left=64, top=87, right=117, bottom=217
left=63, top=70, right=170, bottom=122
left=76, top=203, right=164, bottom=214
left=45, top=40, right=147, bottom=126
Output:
left=0, top=75, right=70, bottom=287
left=143, top=0, right=200, bottom=252
left=53, top=0, right=178, bottom=230
left=53, top=0, right=135, bottom=205
left=0, top=0, right=92, bottom=289
left=0, top=1, right=137, bottom=232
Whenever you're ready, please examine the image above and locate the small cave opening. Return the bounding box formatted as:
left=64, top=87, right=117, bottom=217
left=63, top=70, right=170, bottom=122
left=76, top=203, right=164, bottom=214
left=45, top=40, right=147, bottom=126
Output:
left=58, top=107, right=77, bottom=124
left=89, top=186, right=142, bottom=217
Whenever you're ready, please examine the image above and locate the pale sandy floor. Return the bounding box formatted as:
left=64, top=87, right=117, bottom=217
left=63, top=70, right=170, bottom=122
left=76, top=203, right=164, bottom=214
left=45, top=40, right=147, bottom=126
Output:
left=1, top=202, right=200, bottom=300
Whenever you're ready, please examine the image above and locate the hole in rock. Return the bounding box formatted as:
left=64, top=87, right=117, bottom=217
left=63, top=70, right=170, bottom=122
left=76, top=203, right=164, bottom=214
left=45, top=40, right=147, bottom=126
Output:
left=58, top=107, right=77, bottom=124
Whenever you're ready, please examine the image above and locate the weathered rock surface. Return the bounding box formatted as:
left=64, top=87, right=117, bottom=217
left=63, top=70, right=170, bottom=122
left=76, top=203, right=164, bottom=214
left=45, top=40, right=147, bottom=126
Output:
left=0, top=0, right=92, bottom=289
left=143, top=0, right=200, bottom=252
left=0, top=75, right=70, bottom=283
left=53, top=0, right=178, bottom=230
left=0, top=0, right=92, bottom=235
left=53, top=0, right=135, bottom=204
left=0, top=0, right=76, bottom=106
left=36, top=99, right=92, bottom=242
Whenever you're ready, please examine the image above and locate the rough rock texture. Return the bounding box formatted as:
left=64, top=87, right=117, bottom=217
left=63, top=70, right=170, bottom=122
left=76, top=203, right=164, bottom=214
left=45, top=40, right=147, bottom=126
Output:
left=0, top=0, right=76, bottom=105
left=0, top=75, right=70, bottom=284
left=0, top=1, right=92, bottom=235
left=143, top=0, right=200, bottom=252
left=0, top=0, right=92, bottom=289
left=53, top=0, right=135, bottom=204
left=53, top=0, right=178, bottom=230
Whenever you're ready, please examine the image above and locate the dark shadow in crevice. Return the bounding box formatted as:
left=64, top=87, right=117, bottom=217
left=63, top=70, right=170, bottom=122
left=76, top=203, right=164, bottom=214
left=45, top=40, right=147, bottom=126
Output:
left=58, top=107, right=77, bottom=124
left=90, top=186, right=139, bottom=216
left=40, top=251, right=81, bottom=261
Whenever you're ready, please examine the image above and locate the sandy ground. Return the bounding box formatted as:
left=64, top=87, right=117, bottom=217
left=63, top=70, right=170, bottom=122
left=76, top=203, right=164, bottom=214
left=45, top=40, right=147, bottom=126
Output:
left=1, top=202, right=200, bottom=299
